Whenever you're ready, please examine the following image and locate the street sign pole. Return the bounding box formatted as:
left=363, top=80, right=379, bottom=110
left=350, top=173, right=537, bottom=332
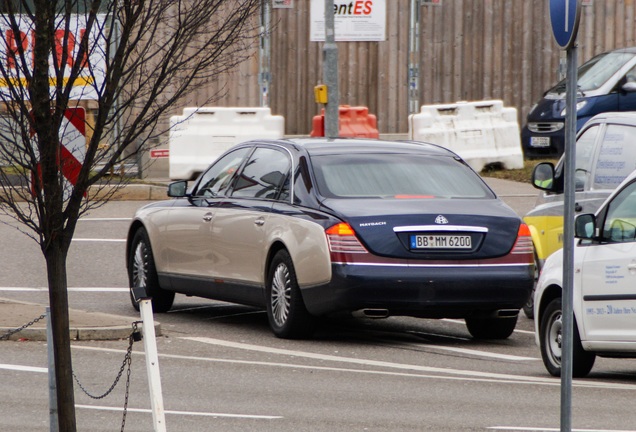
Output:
left=323, top=0, right=339, bottom=138
left=549, top=1, right=581, bottom=431
left=561, top=43, right=577, bottom=432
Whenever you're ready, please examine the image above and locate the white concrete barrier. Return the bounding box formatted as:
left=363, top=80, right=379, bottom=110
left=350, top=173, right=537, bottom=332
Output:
left=408, top=100, right=524, bottom=173
left=169, top=107, right=285, bottom=180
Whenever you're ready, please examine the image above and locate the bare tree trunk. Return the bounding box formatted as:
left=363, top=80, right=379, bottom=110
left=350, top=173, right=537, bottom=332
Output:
left=45, top=242, right=76, bottom=432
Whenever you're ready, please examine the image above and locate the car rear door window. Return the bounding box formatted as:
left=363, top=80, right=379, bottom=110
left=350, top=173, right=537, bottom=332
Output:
left=231, top=147, right=291, bottom=200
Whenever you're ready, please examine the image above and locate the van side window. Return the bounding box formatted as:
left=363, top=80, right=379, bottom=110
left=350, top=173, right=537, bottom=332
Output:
left=593, top=124, right=636, bottom=190
left=573, top=125, right=599, bottom=191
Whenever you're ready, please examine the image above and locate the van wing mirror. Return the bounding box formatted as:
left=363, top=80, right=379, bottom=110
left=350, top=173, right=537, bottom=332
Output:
left=575, top=213, right=596, bottom=239
left=532, top=162, right=558, bottom=192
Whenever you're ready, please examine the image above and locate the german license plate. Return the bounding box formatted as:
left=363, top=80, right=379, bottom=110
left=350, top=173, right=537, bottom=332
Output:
left=530, top=136, right=550, bottom=148
left=410, top=234, right=472, bottom=249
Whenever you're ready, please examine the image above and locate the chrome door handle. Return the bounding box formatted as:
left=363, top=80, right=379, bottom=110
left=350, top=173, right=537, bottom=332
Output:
left=254, top=217, right=265, bottom=226
left=202, top=213, right=213, bottom=222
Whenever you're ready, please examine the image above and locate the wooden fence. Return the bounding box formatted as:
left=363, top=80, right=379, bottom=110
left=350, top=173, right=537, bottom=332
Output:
left=177, top=0, right=636, bottom=136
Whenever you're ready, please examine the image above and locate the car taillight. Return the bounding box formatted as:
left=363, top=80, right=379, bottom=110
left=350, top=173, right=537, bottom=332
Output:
left=325, top=223, right=367, bottom=253
left=511, top=223, right=534, bottom=255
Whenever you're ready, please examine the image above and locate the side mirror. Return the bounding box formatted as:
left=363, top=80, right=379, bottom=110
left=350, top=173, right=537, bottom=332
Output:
left=622, top=82, right=636, bottom=93
left=574, top=213, right=596, bottom=239
left=167, top=180, right=188, bottom=197
left=532, top=162, right=556, bottom=192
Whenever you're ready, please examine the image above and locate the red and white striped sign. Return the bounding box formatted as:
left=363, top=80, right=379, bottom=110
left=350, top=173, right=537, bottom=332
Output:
left=31, top=108, right=86, bottom=199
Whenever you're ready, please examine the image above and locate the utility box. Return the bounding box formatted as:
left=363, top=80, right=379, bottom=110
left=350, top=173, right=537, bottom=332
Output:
left=408, top=100, right=524, bottom=173
left=169, top=107, right=285, bottom=180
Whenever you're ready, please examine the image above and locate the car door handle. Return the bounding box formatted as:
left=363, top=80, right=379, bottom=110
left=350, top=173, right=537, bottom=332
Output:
left=254, top=217, right=265, bottom=226
left=202, top=212, right=214, bottom=222
left=628, top=264, right=636, bottom=271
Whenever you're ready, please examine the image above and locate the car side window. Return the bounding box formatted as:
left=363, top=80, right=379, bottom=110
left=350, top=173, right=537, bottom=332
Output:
left=573, top=125, right=599, bottom=191
left=231, top=147, right=291, bottom=200
left=193, top=147, right=250, bottom=198
left=592, top=124, right=636, bottom=190
left=602, top=181, right=636, bottom=243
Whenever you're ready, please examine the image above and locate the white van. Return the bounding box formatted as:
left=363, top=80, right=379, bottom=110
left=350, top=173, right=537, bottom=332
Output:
left=535, top=168, right=636, bottom=377
left=523, top=112, right=636, bottom=318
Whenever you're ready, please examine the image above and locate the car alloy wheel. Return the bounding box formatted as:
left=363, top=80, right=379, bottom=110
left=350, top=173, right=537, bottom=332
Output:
left=266, top=250, right=316, bottom=339
left=271, top=262, right=292, bottom=328
left=128, top=228, right=174, bottom=313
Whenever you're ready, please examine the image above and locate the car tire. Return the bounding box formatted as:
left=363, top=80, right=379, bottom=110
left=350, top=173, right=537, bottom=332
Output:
left=539, top=297, right=596, bottom=378
left=465, top=315, right=518, bottom=340
left=266, top=250, right=316, bottom=339
left=128, top=228, right=175, bottom=313
left=523, top=254, right=539, bottom=319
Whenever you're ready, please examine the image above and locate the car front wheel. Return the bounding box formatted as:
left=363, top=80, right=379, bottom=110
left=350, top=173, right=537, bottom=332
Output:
left=539, top=297, right=595, bottom=377
left=128, top=228, right=175, bottom=313
left=465, top=315, right=518, bottom=340
left=266, top=250, right=316, bottom=339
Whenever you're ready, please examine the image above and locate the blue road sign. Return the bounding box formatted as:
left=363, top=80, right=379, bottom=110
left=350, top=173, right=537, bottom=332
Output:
left=549, top=0, right=581, bottom=49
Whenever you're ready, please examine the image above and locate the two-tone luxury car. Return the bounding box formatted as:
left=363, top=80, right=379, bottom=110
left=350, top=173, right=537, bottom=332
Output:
left=127, top=138, right=534, bottom=339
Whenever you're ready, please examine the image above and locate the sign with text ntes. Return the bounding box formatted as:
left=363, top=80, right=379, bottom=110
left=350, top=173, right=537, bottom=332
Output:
left=310, top=0, right=386, bottom=42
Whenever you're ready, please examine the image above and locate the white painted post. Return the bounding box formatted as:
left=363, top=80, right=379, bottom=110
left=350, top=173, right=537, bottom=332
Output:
left=139, top=299, right=167, bottom=432
left=47, top=307, right=59, bottom=432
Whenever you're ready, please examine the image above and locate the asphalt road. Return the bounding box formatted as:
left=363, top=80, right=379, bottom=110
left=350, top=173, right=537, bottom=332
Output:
left=2, top=181, right=636, bottom=432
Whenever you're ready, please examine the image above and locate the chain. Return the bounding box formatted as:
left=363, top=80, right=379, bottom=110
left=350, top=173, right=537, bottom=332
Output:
left=73, top=321, right=141, bottom=432
left=0, top=313, right=47, bottom=341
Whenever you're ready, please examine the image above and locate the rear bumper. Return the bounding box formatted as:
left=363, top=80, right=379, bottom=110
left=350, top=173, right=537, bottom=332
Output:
left=302, top=263, right=534, bottom=318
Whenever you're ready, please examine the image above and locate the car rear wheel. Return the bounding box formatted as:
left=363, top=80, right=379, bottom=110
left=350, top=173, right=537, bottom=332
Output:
left=266, top=250, right=316, bottom=339
left=523, top=254, right=539, bottom=319
left=539, top=297, right=596, bottom=377
left=128, top=228, right=175, bottom=313
left=465, top=315, right=518, bottom=340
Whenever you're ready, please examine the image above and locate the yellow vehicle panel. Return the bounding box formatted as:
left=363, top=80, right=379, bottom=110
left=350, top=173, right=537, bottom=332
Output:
left=523, top=214, right=564, bottom=262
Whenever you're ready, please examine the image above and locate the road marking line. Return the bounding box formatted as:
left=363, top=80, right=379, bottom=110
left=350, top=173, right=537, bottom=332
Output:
left=0, top=287, right=127, bottom=292
left=72, top=238, right=126, bottom=242
left=182, top=337, right=550, bottom=382
left=78, top=218, right=131, bottom=221
left=414, top=344, right=537, bottom=361
left=0, top=363, right=47, bottom=373
left=76, top=404, right=282, bottom=419
left=443, top=318, right=535, bottom=335
left=72, top=345, right=636, bottom=390
left=489, top=428, right=636, bottom=432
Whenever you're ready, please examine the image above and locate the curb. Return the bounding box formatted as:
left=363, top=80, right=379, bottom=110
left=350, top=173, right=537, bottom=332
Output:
left=0, top=298, right=161, bottom=342
left=1, top=183, right=169, bottom=202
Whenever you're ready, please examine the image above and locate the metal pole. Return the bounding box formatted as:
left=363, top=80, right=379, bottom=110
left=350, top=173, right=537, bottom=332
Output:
left=560, top=42, right=578, bottom=432
left=408, top=0, right=420, bottom=115
left=139, top=299, right=167, bottom=432
left=323, top=0, right=339, bottom=138
left=47, top=307, right=59, bottom=432
left=259, top=0, right=271, bottom=107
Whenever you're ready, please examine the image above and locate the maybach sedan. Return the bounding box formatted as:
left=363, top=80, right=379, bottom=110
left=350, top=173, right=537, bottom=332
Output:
left=126, top=138, right=534, bottom=339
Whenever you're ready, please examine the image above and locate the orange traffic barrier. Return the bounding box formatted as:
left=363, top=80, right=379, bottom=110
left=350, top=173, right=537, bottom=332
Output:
left=310, top=105, right=379, bottom=138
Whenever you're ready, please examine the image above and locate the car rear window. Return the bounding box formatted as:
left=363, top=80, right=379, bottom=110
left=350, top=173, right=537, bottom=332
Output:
left=310, top=153, right=494, bottom=199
